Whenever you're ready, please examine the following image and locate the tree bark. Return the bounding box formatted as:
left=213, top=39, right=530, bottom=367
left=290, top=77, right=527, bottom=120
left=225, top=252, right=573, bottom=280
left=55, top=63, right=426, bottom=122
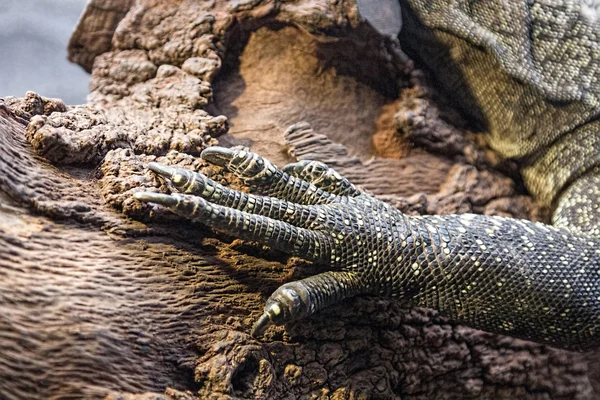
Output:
left=0, top=0, right=596, bottom=399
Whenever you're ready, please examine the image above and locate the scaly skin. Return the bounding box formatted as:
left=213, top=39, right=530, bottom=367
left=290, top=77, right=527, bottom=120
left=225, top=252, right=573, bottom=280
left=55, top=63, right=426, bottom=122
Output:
left=399, top=0, right=600, bottom=211
left=134, top=1, right=600, bottom=352
left=134, top=148, right=600, bottom=351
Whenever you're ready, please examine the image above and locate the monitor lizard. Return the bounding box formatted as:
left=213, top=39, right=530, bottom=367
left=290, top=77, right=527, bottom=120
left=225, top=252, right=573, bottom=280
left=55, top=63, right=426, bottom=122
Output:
left=133, top=0, right=600, bottom=352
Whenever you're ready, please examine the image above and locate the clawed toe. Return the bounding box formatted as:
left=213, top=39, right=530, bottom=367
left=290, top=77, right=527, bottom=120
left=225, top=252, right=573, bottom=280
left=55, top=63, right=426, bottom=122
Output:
left=251, top=312, right=274, bottom=337
left=148, top=162, right=176, bottom=179
left=199, top=146, right=343, bottom=204
left=201, top=146, right=236, bottom=167
left=133, top=192, right=179, bottom=206
left=147, top=162, right=196, bottom=190
left=134, top=150, right=366, bottom=341
left=250, top=292, right=298, bottom=337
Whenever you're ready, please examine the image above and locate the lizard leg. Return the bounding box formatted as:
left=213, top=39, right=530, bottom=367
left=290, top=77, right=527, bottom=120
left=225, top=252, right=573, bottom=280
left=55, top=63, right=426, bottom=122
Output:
left=201, top=147, right=335, bottom=205
left=282, top=160, right=361, bottom=197
left=146, top=163, right=323, bottom=227
left=251, top=271, right=363, bottom=337
left=133, top=192, right=332, bottom=263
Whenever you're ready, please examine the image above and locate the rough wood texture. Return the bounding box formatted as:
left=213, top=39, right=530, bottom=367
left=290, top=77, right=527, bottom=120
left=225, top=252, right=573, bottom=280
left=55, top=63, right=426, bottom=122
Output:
left=0, top=0, right=596, bottom=399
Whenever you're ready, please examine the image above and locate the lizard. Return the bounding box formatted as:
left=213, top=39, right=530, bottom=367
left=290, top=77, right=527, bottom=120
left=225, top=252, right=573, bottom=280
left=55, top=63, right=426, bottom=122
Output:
left=133, top=0, right=600, bottom=352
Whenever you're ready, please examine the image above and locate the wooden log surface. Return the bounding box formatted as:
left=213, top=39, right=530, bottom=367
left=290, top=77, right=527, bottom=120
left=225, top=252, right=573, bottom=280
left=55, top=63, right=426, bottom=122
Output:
left=0, top=0, right=597, bottom=399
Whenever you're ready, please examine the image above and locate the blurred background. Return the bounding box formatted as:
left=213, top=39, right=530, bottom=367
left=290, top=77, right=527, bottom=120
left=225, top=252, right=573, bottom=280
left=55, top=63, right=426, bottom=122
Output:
left=0, top=0, right=89, bottom=105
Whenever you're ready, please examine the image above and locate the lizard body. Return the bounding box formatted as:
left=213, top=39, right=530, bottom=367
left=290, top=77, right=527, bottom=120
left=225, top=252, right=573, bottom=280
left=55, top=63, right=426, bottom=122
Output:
left=134, top=0, right=600, bottom=351
left=401, top=0, right=600, bottom=210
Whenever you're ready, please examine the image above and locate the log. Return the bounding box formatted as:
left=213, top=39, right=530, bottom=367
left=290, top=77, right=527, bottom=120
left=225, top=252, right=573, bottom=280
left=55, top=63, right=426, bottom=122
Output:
left=0, top=0, right=596, bottom=399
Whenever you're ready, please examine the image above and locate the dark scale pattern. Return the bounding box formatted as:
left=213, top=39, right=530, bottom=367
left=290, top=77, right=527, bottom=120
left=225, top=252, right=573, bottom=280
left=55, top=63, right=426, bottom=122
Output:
left=408, top=214, right=600, bottom=350
left=128, top=0, right=600, bottom=356
left=400, top=1, right=600, bottom=205
left=135, top=147, right=600, bottom=351
left=554, top=168, right=600, bottom=237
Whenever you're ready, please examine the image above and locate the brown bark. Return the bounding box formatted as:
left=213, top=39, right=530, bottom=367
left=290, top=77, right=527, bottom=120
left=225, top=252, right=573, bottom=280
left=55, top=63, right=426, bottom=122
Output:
left=0, top=0, right=596, bottom=399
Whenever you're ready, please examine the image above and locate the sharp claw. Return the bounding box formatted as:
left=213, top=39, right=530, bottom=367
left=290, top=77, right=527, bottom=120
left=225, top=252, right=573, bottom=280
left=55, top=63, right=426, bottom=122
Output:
left=133, top=192, right=179, bottom=207
left=148, top=162, right=193, bottom=188
left=201, top=147, right=236, bottom=167
left=148, top=162, right=176, bottom=179
left=251, top=312, right=273, bottom=338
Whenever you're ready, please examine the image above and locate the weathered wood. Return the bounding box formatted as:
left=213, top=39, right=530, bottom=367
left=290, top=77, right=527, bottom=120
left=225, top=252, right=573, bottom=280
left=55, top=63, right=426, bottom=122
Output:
left=0, top=0, right=596, bottom=399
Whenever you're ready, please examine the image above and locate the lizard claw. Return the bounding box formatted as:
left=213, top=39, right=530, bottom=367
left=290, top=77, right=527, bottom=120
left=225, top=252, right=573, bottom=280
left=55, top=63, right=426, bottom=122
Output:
left=133, top=192, right=179, bottom=206
left=251, top=312, right=274, bottom=338
left=147, top=162, right=195, bottom=190
left=148, top=162, right=176, bottom=179
left=201, top=146, right=236, bottom=167
left=250, top=295, right=297, bottom=337
left=251, top=283, right=309, bottom=337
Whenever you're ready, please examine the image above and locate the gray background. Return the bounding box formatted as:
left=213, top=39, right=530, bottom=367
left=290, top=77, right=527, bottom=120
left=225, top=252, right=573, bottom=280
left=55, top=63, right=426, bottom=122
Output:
left=0, top=0, right=90, bottom=105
